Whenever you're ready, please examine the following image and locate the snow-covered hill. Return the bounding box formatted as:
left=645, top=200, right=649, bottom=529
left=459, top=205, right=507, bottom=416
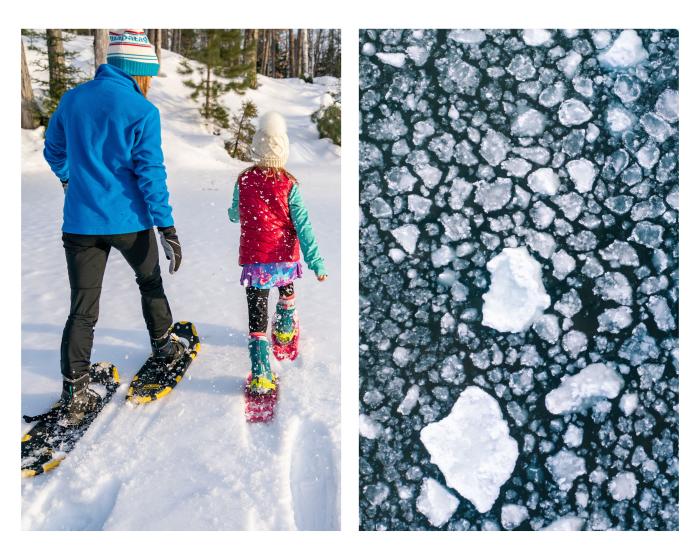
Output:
left=21, top=34, right=340, bottom=530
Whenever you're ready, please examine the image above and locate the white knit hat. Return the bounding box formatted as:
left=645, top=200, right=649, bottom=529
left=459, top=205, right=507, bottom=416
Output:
left=252, top=112, right=290, bottom=168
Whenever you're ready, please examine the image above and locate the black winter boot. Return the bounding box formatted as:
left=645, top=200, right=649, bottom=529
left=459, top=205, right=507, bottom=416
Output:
left=151, top=331, right=185, bottom=365
left=60, top=373, right=102, bottom=426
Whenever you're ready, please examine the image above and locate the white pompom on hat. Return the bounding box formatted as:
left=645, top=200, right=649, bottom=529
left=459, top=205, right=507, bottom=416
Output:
left=251, top=111, right=290, bottom=168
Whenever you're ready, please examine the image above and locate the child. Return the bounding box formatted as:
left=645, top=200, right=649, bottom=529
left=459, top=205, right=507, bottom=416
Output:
left=228, top=111, right=327, bottom=404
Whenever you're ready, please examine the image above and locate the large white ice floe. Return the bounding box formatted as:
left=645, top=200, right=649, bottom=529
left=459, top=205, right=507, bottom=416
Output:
left=598, top=30, right=648, bottom=68
left=482, top=247, right=551, bottom=333
left=545, top=363, right=624, bottom=415
left=416, top=478, right=459, bottom=527
left=420, top=386, right=519, bottom=514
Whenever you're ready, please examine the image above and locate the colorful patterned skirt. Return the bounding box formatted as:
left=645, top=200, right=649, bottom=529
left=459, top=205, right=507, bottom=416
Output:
left=240, top=261, right=302, bottom=289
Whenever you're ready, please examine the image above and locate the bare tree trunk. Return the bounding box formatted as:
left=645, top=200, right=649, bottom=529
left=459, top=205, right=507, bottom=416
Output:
left=313, top=28, right=323, bottom=76
left=260, top=30, right=269, bottom=77
left=245, top=29, right=258, bottom=88
left=270, top=30, right=276, bottom=78
left=296, top=29, right=302, bottom=78
left=46, top=29, right=66, bottom=102
left=287, top=29, right=294, bottom=78
left=21, top=40, right=39, bottom=129
left=93, top=29, right=108, bottom=72
left=300, top=29, right=309, bottom=79
left=154, top=29, right=163, bottom=75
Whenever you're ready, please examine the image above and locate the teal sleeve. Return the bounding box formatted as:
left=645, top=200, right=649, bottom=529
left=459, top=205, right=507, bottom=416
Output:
left=228, top=181, right=240, bottom=222
left=289, top=184, right=326, bottom=276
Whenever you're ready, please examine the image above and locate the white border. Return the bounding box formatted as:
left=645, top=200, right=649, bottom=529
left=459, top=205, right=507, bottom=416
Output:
left=2, top=0, right=697, bottom=557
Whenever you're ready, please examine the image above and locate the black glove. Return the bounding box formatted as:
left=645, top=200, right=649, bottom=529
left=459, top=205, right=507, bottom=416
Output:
left=61, top=179, right=68, bottom=193
left=157, top=226, right=182, bottom=274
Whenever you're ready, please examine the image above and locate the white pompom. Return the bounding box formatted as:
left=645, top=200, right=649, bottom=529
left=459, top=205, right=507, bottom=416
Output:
left=258, top=111, right=287, bottom=136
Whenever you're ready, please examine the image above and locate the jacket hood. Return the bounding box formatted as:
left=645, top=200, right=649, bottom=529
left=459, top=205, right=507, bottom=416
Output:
left=94, top=63, right=143, bottom=95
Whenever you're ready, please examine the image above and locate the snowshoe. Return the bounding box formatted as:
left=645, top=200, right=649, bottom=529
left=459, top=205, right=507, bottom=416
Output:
left=127, top=321, right=200, bottom=404
left=21, top=362, right=120, bottom=477
left=244, top=373, right=278, bottom=423
left=272, top=298, right=299, bottom=361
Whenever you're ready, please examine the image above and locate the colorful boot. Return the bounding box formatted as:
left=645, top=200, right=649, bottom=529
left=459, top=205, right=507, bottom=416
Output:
left=272, top=295, right=299, bottom=361
left=245, top=333, right=278, bottom=422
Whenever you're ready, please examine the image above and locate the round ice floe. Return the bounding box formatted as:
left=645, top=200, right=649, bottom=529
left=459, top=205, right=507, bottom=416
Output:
left=606, top=106, right=636, bottom=132
left=655, top=89, right=679, bottom=123
left=527, top=168, right=560, bottom=196
left=558, top=99, right=593, bottom=126
left=482, top=247, right=551, bottom=333
left=420, top=386, right=519, bottom=513
left=511, top=108, right=546, bottom=137
left=609, top=472, right=638, bottom=501
left=501, top=504, right=528, bottom=530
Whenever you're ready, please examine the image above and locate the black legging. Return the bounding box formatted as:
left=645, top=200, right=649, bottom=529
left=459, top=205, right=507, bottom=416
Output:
left=246, top=284, right=295, bottom=333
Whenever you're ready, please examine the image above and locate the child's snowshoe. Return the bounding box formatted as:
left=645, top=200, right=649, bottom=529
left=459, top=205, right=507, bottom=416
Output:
left=272, top=297, right=299, bottom=361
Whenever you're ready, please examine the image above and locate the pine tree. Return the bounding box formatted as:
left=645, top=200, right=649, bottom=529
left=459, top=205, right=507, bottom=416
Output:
left=182, top=30, right=254, bottom=130
left=42, top=30, right=83, bottom=116
left=225, top=99, right=258, bottom=161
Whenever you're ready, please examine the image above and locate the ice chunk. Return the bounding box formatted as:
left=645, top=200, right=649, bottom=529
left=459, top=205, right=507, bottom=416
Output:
left=391, top=224, right=420, bottom=254
left=431, top=245, right=455, bottom=268
left=501, top=504, right=528, bottom=530
left=408, top=194, right=432, bottom=220
left=609, top=472, right=637, bottom=501
left=558, top=99, right=593, bottom=126
left=398, top=385, right=420, bottom=415
left=393, top=346, right=411, bottom=367
left=640, top=112, right=673, bottom=142
left=377, top=52, right=406, bottom=68
left=631, top=221, right=664, bottom=248
left=597, top=30, right=648, bottom=68
left=480, top=129, right=510, bottom=166
left=475, top=178, right=512, bottom=212
left=448, top=29, right=487, bottom=44
left=542, top=516, right=585, bottom=531
left=546, top=450, right=586, bottom=491
left=385, top=166, right=417, bottom=193
left=655, top=89, right=679, bottom=123
left=545, top=363, right=624, bottom=415
left=566, top=159, right=597, bottom=193
left=448, top=178, right=474, bottom=210
left=406, top=45, right=429, bottom=66
left=600, top=240, right=639, bottom=267
left=539, top=82, right=566, bottom=108
left=619, top=392, right=638, bottom=416
left=415, top=164, right=442, bottom=189
left=598, top=307, right=633, bottom=333
left=553, top=192, right=583, bottom=221
left=522, top=29, right=552, bottom=46
left=530, top=201, right=556, bottom=230
left=511, top=108, right=546, bottom=137
left=359, top=414, right=381, bottom=439
left=594, top=272, right=632, bottom=305
left=606, top=106, right=636, bottom=132
left=369, top=197, right=393, bottom=218
left=420, top=386, right=519, bottom=513
left=551, top=249, right=576, bottom=280
left=636, top=141, right=660, bottom=170
left=501, top=158, right=532, bottom=177
left=416, top=478, right=459, bottom=527
left=507, top=54, right=536, bottom=81
left=564, top=424, right=584, bottom=448
left=533, top=314, right=560, bottom=344
left=527, top=168, right=560, bottom=195
left=562, top=330, right=587, bottom=358
left=558, top=51, right=582, bottom=79
left=647, top=295, right=675, bottom=331
left=436, top=55, right=481, bottom=95
left=554, top=289, right=582, bottom=318
left=482, top=247, right=551, bottom=333
left=365, top=483, right=389, bottom=506
left=512, top=147, right=550, bottom=165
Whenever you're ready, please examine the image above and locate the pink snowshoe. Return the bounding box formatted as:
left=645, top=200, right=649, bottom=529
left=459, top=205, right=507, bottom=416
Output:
left=244, top=374, right=278, bottom=423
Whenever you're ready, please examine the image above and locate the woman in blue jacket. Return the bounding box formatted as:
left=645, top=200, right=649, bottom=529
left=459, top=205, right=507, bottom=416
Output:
left=43, top=30, right=183, bottom=425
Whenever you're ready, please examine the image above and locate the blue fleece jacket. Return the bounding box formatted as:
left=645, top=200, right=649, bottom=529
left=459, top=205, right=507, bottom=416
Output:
left=44, top=64, right=174, bottom=234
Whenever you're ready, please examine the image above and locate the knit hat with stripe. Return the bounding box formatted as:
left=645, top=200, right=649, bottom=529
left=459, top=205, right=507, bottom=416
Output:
left=107, top=29, right=159, bottom=77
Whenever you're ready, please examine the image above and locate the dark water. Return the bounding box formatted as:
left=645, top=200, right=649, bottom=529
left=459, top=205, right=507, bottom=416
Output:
left=359, top=29, right=678, bottom=530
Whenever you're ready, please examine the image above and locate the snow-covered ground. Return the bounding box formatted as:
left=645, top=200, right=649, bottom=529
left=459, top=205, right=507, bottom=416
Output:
left=22, top=34, right=340, bottom=530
